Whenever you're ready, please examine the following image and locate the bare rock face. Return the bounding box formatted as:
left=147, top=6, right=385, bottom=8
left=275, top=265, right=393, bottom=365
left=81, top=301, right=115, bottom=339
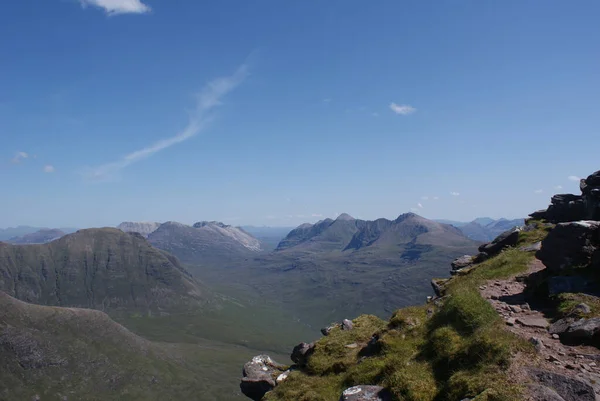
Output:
left=536, top=221, right=600, bottom=273
left=240, top=355, right=286, bottom=401
left=117, top=222, right=161, bottom=238
left=529, top=170, right=600, bottom=223
left=339, top=386, right=392, bottom=401
left=478, top=227, right=520, bottom=256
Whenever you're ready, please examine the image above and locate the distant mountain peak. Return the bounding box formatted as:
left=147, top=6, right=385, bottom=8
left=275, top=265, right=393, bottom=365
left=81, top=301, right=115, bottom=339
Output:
left=336, top=213, right=355, bottom=221
left=193, top=221, right=230, bottom=229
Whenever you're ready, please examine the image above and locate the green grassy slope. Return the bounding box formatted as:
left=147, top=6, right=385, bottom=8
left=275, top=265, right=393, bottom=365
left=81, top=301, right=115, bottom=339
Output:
left=263, top=225, right=553, bottom=401
left=0, top=291, right=285, bottom=401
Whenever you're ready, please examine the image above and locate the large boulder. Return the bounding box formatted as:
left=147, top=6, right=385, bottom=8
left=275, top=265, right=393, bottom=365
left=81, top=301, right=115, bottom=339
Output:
left=526, top=384, right=567, bottom=401
left=478, top=227, right=520, bottom=256
left=240, top=355, right=286, bottom=401
left=291, top=342, right=315, bottom=366
left=536, top=221, right=600, bottom=272
left=581, top=171, right=600, bottom=220
left=562, top=318, right=600, bottom=344
left=339, top=385, right=392, bottom=401
left=528, top=368, right=595, bottom=401
left=451, top=255, right=474, bottom=272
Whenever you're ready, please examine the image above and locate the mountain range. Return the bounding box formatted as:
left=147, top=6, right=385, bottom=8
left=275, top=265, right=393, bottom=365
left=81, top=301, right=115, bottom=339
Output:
left=435, top=217, right=525, bottom=241
left=5, top=228, right=66, bottom=244
left=0, top=226, right=77, bottom=241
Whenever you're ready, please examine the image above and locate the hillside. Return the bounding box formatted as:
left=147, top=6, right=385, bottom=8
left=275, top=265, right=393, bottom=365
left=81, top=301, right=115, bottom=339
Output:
left=148, top=221, right=262, bottom=268
left=240, top=169, right=600, bottom=401
left=0, top=291, right=276, bottom=401
left=6, top=228, right=66, bottom=244
left=194, top=213, right=479, bottom=329
left=0, top=228, right=207, bottom=313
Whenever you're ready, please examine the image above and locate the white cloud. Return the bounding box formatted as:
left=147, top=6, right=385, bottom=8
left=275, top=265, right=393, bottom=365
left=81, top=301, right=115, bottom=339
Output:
left=389, top=103, right=416, bottom=115
left=421, top=196, right=429, bottom=200
left=417, top=203, right=424, bottom=209
left=84, top=64, right=248, bottom=181
left=322, top=98, right=332, bottom=103
left=554, top=185, right=563, bottom=190
left=568, top=175, right=581, bottom=182
left=11, top=151, right=29, bottom=164
left=43, top=165, right=55, bottom=173
left=79, top=0, right=151, bottom=15
left=311, top=213, right=323, bottom=217
left=432, top=196, right=439, bottom=200
left=534, top=189, right=543, bottom=194
left=410, top=208, right=419, bottom=213
left=450, top=192, right=460, bottom=196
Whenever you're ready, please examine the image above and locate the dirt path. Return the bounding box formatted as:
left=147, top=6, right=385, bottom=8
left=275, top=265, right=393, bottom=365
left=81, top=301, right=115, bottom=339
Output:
left=479, top=258, right=600, bottom=399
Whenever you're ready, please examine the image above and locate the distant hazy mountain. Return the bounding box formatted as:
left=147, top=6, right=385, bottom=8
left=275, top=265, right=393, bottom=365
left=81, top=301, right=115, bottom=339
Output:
left=147, top=221, right=262, bottom=268
left=117, top=221, right=161, bottom=237
left=240, top=226, right=294, bottom=251
left=6, top=228, right=66, bottom=244
left=0, top=226, right=77, bottom=241
left=0, top=228, right=206, bottom=313
left=434, top=217, right=525, bottom=241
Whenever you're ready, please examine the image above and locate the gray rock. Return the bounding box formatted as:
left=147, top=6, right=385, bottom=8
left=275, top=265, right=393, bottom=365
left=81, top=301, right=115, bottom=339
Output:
left=431, top=279, right=446, bottom=297
left=321, top=323, right=341, bottom=336
left=549, top=318, right=575, bottom=335
left=573, top=303, right=592, bottom=315
left=342, top=319, right=354, bottom=331
left=526, top=384, right=567, bottom=401
left=291, top=342, right=315, bottom=366
left=537, top=221, right=600, bottom=272
left=451, top=255, right=474, bottom=271
left=529, top=337, right=544, bottom=352
left=240, top=355, right=286, bottom=401
left=528, top=368, right=595, bottom=401
left=562, top=318, right=600, bottom=344
left=478, top=227, right=520, bottom=256
left=516, top=316, right=549, bottom=328
left=339, top=385, right=392, bottom=401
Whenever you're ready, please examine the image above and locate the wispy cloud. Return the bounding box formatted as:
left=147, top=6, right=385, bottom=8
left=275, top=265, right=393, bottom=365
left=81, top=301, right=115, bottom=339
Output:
left=417, top=203, right=424, bottom=209
left=79, top=0, right=151, bottom=15
left=450, top=191, right=460, bottom=196
left=421, top=196, right=429, bottom=200
left=554, top=185, right=563, bottom=190
left=11, top=151, right=28, bottom=164
left=410, top=207, right=419, bottom=213
left=432, top=196, right=439, bottom=200
left=84, top=65, right=249, bottom=181
left=389, top=103, right=416, bottom=115
left=43, top=165, right=55, bottom=173
left=311, top=213, right=323, bottom=217
left=534, top=189, right=543, bottom=194
left=568, top=175, right=581, bottom=182
left=322, top=98, right=332, bottom=103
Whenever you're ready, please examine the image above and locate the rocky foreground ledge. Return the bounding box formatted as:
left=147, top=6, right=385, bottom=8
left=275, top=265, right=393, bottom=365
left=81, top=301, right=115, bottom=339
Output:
left=240, top=169, right=600, bottom=401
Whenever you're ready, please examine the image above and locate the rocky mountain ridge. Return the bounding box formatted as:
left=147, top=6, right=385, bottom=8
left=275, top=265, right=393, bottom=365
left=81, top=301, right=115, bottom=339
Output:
left=240, top=169, right=600, bottom=401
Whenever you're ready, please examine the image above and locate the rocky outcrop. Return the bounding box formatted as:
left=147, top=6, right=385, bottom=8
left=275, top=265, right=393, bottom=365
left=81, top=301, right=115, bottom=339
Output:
left=339, top=386, right=392, bottom=401
left=117, top=221, right=161, bottom=237
left=536, top=221, right=600, bottom=272
left=478, top=227, right=520, bottom=257
left=528, top=368, right=595, bottom=401
left=240, top=355, right=287, bottom=401
left=291, top=342, right=315, bottom=366
left=529, top=170, right=600, bottom=223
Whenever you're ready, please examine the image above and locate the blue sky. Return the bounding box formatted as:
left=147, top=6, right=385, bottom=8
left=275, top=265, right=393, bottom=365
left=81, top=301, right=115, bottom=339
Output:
left=1, top=0, right=599, bottom=228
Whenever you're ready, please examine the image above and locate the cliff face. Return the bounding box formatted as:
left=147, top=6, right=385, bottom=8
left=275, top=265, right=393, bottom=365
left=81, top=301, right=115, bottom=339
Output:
left=241, top=169, right=600, bottom=401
